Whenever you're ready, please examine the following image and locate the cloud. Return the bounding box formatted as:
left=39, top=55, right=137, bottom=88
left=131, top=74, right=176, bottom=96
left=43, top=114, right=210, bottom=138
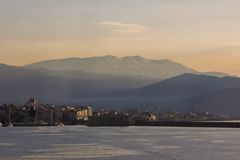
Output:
left=98, top=21, right=147, bottom=33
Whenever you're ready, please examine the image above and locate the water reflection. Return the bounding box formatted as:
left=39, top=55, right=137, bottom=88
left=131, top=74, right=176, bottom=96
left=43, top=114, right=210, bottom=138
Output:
left=0, top=126, right=240, bottom=160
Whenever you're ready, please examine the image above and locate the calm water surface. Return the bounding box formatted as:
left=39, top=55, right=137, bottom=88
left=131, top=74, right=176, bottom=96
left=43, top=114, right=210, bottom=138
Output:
left=0, top=126, right=240, bottom=160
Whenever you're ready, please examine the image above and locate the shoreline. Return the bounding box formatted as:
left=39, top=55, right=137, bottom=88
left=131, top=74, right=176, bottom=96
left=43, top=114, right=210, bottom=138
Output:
left=132, top=120, right=240, bottom=128
left=4, top=121, right=240, bottom=128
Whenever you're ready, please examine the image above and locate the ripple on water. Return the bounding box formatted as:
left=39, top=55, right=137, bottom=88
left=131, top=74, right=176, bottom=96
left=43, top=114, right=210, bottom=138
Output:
left=19, top=143, right=139, bottom=160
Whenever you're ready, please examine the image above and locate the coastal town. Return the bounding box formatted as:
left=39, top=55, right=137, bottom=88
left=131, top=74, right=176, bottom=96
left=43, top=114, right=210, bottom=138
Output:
left=0, top=98, right=238, bottom=127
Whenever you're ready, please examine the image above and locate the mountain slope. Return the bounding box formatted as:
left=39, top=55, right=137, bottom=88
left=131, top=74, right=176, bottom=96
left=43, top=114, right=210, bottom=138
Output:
left=80, top=74, right=240, bottom=113
left=27, top=67, right=158, bottom=88
left=134, top=74, right=240, bottom=98
left=0, top=64, right=155, bottom=103
left=178, top=88, right=240, bottom=114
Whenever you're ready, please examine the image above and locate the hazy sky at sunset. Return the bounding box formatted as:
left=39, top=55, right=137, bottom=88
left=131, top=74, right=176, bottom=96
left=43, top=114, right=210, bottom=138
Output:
left=1, top=0, right=240, bottom=74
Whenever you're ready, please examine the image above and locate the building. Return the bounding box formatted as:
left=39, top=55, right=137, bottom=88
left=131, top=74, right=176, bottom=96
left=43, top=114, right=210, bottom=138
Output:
left=144, top=112, right=157, bottom=121
left=76, top=106, right=93, bottom=121
left=0, top=104, right=8, bottom=123
left=26, top=98, right=37, bottom=111
left=24, top=98, right=37, bottom=122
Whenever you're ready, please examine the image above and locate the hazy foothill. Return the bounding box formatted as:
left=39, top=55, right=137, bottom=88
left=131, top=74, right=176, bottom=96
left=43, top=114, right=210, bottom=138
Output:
left=0, top=55, right=239, bottom=114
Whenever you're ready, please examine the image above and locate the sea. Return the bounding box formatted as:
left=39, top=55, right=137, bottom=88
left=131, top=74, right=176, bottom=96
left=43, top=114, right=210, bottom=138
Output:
left=0, top=126, right=239, bottom=160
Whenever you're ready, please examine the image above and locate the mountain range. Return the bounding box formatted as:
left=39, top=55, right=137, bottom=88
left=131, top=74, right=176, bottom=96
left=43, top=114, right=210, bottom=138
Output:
left=25, top=55, right=228, bottom=79
left=0, top=55, right=239, bottom=114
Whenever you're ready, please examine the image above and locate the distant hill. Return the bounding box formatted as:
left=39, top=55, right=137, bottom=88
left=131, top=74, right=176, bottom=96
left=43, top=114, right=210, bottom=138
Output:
left=27, top=67, right=158, bottom=89
left=123, top=74, right=240, bottom=113
left=178, top=88, right=240, bottom=114
left=0, top=64, right=155, bottom=104
left=75, top=74, right=240, bottom=113
left=134, top=74, right=240, bottom=98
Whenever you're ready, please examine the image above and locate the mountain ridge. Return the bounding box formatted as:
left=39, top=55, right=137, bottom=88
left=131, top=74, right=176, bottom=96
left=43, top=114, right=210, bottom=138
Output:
left=0, top=57, right=238, bottom=114
left=24, top=55, right=228, bottom=79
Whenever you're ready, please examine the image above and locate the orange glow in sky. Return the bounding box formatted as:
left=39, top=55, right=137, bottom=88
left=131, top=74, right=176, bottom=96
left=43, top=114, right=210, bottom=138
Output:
left=1, top=0, right=240, bottom=75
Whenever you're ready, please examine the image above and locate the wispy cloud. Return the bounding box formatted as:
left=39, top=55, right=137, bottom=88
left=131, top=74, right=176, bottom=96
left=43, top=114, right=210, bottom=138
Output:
left=98, top=21, right=147, bottom=33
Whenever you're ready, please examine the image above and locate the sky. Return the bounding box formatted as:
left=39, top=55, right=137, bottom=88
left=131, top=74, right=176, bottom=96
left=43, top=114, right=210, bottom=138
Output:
left=1, top=0, right=240, bottom=75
